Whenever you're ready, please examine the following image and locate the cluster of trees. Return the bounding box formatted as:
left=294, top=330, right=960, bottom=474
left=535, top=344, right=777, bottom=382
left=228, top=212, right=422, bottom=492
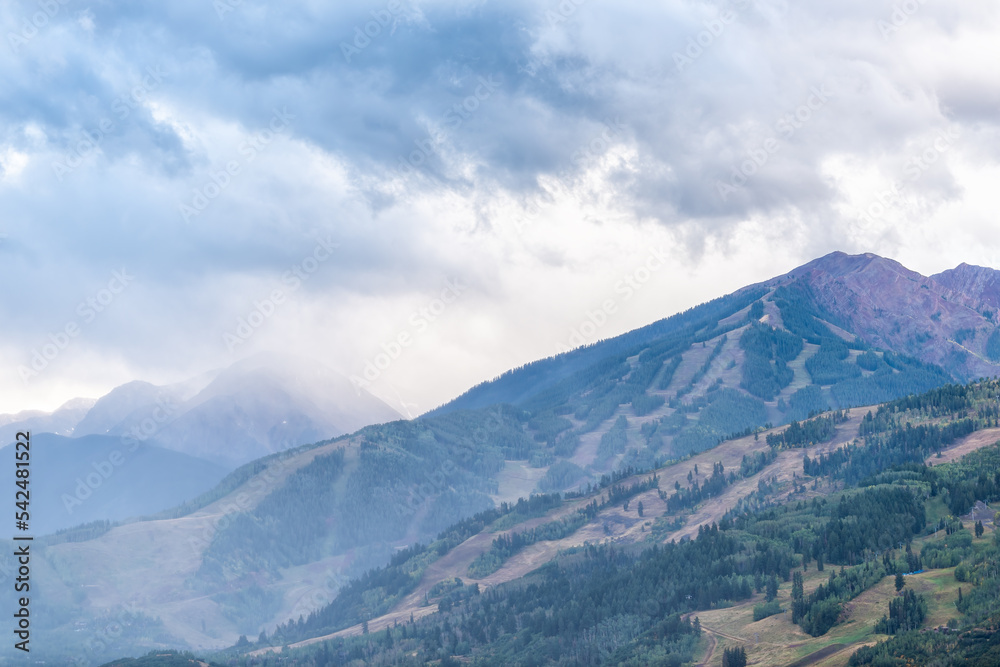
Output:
left=199, top=448, right=348, bottom=582
left=249, top=529, right=779, bottom=665
left=772, top=282, right=841, bottom=343
left=655, top=354, right=685, bottom=391
left=662, top=461, right=732, bottom=512
left=597, top=415, right=630, bottom=460
left=792, top=561, right=888, bottom=636
left=874, top=589, right=927, bottom=635
left=537, top=460, right=587, bottom=493
left=685, top=335, right=728, bottom=391
left=98, top=652, right=225, bottom=667
left=766, top=410, right=847, bottom=448
left=740, top=447, right=778, bottom=477
left=806, top=337, right=862, bottom=385
left=722, top=646, right=748, bottom=667
left=823, top=487, right=925, bottom=564
left=752, top=600, right=783, bottom=621
left=671, top=389, right=768, bottom=456
left=739, top=323, right=801, bottom=400
left=829, top=355, right=953, bottom=408
left=782, top=384, right=829, bottom=421
left=467, top=513, right=588, bottom=578
left=803, top=418, right=977, bottom=485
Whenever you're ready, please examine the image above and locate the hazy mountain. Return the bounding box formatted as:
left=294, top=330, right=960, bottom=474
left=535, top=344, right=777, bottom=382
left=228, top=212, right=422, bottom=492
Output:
left=25, top=432, right=228, bottom=535
left=0, top=396, right=96, bottom=447
left=67, top=353, right=403, bottom=468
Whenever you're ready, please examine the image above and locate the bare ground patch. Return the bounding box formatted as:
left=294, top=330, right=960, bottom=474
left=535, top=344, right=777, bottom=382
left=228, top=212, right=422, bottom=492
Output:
left=926, top=427, right=1000, bottom=466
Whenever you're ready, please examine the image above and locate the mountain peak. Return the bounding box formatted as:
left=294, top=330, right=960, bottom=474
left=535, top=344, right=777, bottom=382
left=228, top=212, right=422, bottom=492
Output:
left=774, top=251, right=920, bottom=285
left=931, top=261, right=1000, bottom=312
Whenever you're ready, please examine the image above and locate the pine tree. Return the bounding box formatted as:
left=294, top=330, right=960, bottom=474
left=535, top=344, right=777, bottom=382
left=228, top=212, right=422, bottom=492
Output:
left=766, top=575, right=779, bottom=602
left=895, top=572, right=905, bottom=592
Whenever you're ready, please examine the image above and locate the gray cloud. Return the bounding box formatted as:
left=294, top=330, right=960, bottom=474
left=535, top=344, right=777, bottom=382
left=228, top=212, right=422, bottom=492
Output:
left=0, top=0, right=997, bottom=412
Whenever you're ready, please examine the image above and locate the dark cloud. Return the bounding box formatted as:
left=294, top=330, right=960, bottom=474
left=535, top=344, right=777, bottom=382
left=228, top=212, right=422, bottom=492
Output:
left=0, top=0, right=996, bottom=411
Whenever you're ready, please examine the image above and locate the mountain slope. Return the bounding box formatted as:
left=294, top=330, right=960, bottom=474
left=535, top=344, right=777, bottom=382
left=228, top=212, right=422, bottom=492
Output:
left=228, top=380, right=1000, bottom=666
left=21, top=433, right=228, bottom=535
left=68, top=353, right=403, bottom=468
left=932, top=262, right=1000, bottom=312
left=18, top=251, right=1000, bottom=663
left=779, top=252, right=1000, bottom=378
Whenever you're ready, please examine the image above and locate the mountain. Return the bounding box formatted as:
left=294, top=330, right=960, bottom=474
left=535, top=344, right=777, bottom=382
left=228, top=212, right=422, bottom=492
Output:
left=26, top=432, right=229, bottom=535
left=48, top=353, right=403, bottom=468
left=146, top=353, right=404, bottom=466
left=84, top=380, right=1000, bottom=666
left=0, top=396, right=96, bottom=446
left=433, top=252, right=1000, bottom=420
left=932, top=261, right=1000, bottom=312
left=776, top=252, right=1000, bottom=379
left=16, top=251, right=1000, bottom=664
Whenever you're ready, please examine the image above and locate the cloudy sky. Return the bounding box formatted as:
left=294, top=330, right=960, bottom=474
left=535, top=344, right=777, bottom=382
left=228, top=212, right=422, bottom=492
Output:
left=1, top=0, right=999, bottom=415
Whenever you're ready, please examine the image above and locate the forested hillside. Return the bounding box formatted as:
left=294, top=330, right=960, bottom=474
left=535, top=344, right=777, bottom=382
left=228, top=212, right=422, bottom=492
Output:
left=195, top=379, right=1000, bottom=666
left=23, top=253, right=1000, bottom=665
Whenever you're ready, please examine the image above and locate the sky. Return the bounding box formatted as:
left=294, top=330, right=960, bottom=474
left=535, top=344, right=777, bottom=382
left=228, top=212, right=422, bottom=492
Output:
left=1, top=0, right=999, bottom=416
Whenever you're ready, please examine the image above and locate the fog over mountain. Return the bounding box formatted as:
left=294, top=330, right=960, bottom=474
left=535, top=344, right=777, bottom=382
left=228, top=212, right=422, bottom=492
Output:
left=2, top=353, right=402, bottom=467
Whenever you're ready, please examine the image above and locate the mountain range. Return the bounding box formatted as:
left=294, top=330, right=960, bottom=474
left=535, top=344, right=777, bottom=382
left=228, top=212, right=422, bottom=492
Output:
left=11, top=251, right=1000, bottom=664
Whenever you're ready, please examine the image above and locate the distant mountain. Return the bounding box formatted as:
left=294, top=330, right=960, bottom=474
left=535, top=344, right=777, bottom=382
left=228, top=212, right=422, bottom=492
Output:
left=59, top=353, right=403, bottom=468
left=24, top=432, right=228, bottom=535
left=434, top=251, right=1000, bottom=419
left=0, top=396, right=96, bottom=446
left=148, top=353, right=404, bottom=466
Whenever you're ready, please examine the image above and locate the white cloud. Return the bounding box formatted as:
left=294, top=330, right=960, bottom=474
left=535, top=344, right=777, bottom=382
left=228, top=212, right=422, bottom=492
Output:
left=0, top=0, right=999, bottom=413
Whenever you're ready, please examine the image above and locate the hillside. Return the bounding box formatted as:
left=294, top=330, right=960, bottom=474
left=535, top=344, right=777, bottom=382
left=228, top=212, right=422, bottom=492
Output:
left=435, top=252, right=1000, bottom=419
left=222, top=380, right=1000, bottom=666
left=16, top=252, right=1000, bottom=664
left=26, top=433, right=229, bottom=535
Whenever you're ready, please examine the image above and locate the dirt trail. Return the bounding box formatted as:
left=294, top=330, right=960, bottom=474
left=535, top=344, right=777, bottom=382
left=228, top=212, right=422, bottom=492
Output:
left=926, top=427, right=1000, bottom=465
left=697, top=631, right=718, bottom=666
